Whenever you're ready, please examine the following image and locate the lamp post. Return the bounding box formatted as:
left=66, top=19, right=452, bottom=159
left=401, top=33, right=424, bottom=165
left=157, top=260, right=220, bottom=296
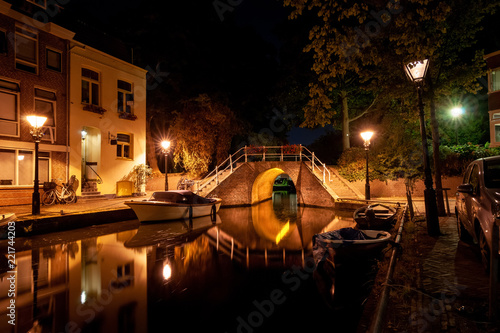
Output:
left=450, top=106, right=464, bottom=145
left=404, top=59, right=440, bottom=236
left=360, top=131, right=374, bottom=200
left=161, top=140, right=171, bottom=191
left=26, top=115, right=47, bottom=215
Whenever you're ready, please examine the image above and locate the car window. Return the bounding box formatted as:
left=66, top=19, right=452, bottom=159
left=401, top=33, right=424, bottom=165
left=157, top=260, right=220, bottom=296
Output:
left=463, top=165, right=471, bottom=184
left=469, top=164, right=480, bottom=195
left=484, top=159, right=500, bottom=188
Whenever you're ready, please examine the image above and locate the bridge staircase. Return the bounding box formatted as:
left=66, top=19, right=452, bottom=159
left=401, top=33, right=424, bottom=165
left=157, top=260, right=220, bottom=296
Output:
left=194, top=145, right=363, bottom=200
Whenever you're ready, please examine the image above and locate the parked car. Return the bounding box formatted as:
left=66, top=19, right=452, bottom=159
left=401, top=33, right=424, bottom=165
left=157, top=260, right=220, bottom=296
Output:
left=455, top=156, right=500, bottom=271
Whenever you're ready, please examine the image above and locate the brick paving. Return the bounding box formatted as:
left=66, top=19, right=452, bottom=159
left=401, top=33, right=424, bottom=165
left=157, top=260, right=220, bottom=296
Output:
left=408, top=216, right=499, bottom=333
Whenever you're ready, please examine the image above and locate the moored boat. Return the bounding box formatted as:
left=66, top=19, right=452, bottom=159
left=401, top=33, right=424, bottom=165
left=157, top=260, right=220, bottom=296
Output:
left=353, top=203, right=397, bottom=229
left=312, top=227, right=392, bottom=265
left=125, top=190, right=222, bottom=223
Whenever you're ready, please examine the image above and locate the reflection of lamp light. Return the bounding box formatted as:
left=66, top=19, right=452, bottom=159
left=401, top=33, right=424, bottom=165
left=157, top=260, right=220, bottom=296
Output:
left=80, top=291, right=86, bottom=304
left=18, top=155, right=24, bottom=161
left=163, top=262, right=172, bottom=280
left=275, top=221, right=290, bottom=244
left=26, top=115, right=47, bottom=215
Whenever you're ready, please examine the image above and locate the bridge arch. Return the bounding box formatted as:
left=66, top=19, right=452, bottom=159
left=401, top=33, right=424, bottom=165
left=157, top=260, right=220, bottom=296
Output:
left=251, top=167, right=286, bottom=205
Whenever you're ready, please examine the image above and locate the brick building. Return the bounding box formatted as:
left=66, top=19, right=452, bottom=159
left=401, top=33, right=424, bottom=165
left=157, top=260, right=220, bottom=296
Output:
left=485, top=50, right=500, bottom=147
left=0, top=1, right=74, bottom=205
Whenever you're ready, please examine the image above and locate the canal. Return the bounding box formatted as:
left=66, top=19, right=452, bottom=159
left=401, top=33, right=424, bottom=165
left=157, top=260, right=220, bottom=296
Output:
left=0, top=193, right=382, bottom=333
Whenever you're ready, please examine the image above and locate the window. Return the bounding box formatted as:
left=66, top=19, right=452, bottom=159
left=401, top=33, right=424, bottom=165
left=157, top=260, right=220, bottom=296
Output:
left=34, top=88, right=56, bottom=142
left=117, top=80, right=134, bottom=114
left=0, top=30, right=7, bottom=55
left=82, top=68, right=99, bottom=105
left=493, top=113, right=500, bottom=120
left=116, top=133, right=133, bottom=159
left=15, top=26, right=38, bottom=74
left=495, top=124, right=500, bottom=143
left=46, top=49, right=61, bottom=72
left=492, top=70, right=500, bottom=92
left=469, top=164, right=480, bottom=195
left=0, top=79, right=20, bottom=136
left=0, top=149, right=49, bottom=186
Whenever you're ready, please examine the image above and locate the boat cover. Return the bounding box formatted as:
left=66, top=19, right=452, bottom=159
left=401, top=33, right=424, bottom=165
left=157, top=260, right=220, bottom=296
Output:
left=150, top=191, right=217, bottom=204
left=312, top=228, right=383, bottom=265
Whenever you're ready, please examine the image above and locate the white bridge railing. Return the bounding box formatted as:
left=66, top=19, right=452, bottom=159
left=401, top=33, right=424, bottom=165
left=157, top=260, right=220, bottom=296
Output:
left=195, top=145, right=332, bottom=195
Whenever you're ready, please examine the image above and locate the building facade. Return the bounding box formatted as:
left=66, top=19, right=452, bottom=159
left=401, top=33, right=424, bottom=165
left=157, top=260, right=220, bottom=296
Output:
left=0, top=0, right=147, bottom=205
left=68, top=42, right=147, bottom=197
left=0, top=1, right=73, bottom=205
left=485, top=50, right=500, bottom=147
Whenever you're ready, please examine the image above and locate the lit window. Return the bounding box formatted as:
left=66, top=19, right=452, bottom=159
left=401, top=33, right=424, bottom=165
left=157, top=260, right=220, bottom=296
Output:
left=82, top=68, right=99, bottom=105
left=15, top=26, right=38, bottom=74
left=34, top=88, right=56, bottom=142
left=116, top=133, right=133, bottom=159
left=46, top=49, right=62, bottom=72
left=0, top=149, right=50, bottom=186
left=117, top=80, right=134, bottom=114
left=492, top=70, right=500, bottom=92
left=0, top=79, right=20, bottom=136
left=495, top=124, right=500, bottom=143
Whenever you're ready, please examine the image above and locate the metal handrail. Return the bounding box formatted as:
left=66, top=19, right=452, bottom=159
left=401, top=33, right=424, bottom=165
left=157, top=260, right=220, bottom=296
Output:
left=195, top=145, right=332, bottom=195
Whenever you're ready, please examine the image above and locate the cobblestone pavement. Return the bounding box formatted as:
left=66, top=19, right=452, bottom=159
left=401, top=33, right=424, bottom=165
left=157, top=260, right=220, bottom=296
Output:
left=410, top=216, right=499, bottom=333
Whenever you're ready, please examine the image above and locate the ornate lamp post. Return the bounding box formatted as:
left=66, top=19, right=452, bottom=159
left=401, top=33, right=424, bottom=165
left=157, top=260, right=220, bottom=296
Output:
left=160, top=140, right=171, bottom=191
left=404, top=59, right=440, bottom=236
left=360, top=131, right=374, bottom=200
left=450, top=106, right=464, bottom=145
left=26, top=115, right=47, bottom=215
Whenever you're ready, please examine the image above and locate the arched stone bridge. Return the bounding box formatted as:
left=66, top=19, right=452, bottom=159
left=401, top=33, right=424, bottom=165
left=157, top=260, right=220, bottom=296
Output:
left=204, top=161, right=337, bottom=208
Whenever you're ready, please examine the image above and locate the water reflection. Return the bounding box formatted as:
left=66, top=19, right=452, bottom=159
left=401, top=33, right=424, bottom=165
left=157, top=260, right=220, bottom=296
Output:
left=0, top=199, right=367, bottom=333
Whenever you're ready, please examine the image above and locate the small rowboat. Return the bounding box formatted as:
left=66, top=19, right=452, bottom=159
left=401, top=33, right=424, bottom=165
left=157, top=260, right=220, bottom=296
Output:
left=313, top=227, right=392, bottom=265
left=125, top=191, right=222, bottom=223
left=353, top=203, right=397, bottom=229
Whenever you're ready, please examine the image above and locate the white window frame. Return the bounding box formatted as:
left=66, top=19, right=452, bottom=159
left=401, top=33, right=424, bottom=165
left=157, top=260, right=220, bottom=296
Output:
left=117, top=80, right=134, bottom=114
left=34, top=87, right=57, bottom=143
left=81, top=67, right=100, bottom=106
left=0, top=148, right=51, bottom=187
left=116, top=132, right=133, bottom=160
left=15, top=26, right=38, bottom=74
left=46, top=47, right=62, bottom=72
left=0, top=79, right=20, bottom=137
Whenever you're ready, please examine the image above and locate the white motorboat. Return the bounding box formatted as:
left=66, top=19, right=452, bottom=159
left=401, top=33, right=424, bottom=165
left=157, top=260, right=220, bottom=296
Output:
left=125, top=190, right=222, bottom=223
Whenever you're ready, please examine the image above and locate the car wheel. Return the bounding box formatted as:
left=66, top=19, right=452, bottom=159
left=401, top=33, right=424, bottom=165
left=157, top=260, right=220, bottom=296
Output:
left=479, top=229, right=490, bottom=273
left=456, top=216, right=473, bottom=243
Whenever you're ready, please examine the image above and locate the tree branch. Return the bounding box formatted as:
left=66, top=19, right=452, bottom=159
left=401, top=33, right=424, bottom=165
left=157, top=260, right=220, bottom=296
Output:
left=349, top=95, right=378, bottom=123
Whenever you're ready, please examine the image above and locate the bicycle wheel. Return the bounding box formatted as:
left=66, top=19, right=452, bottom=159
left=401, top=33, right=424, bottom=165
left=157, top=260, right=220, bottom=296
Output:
left=42, top=191, right=56, bottom=205
left=63, top=189, right=77, bottom=204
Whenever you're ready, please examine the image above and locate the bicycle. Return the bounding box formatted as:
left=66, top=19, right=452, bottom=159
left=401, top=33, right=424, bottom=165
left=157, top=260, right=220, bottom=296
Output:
left=42, top=175, right=77, bottom=205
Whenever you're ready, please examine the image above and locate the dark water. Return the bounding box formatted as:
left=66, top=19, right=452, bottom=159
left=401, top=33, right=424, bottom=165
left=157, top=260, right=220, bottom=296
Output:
left=0, top=193, right=381, bottom=333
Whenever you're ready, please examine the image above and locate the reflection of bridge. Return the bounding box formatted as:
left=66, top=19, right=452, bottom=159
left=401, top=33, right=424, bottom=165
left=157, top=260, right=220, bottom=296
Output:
left=195, top=146, right=363, bottom=208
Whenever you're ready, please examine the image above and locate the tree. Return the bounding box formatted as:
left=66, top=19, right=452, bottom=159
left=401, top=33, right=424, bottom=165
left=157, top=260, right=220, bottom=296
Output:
left=171, top=94, right=241, bottom=176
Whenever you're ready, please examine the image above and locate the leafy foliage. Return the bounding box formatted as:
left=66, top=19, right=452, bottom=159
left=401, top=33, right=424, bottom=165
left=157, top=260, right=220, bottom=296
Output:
left=171, top=94, right=241, bottom=177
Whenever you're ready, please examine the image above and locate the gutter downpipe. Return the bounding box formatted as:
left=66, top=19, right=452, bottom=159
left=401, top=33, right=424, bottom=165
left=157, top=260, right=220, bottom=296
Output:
left=369, top=204, right=408, bottom=333
left=65, top=40, right=70, bottom=182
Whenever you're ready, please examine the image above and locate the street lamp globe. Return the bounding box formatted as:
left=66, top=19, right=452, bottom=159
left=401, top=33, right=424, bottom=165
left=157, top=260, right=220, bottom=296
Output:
left=404, top=59, right=429, bottom=83
left=26, top=115, right=47, bottom=130
left=360, top=131, right=374, bottom=147
left=161, top=140, right=171, bottom=151
left=451, top=106, right=464, bottom=118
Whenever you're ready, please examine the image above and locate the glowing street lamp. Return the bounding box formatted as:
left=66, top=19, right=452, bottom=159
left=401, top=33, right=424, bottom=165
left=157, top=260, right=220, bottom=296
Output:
left=161, top=140, right=171, bottom=191
left=26, top=115, right=47, bottom=215
left=361, top=131, right=374, bottom=200
left=404, top=59, right=440, bottom=236
left=450, top=106, right=464, bottom=145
